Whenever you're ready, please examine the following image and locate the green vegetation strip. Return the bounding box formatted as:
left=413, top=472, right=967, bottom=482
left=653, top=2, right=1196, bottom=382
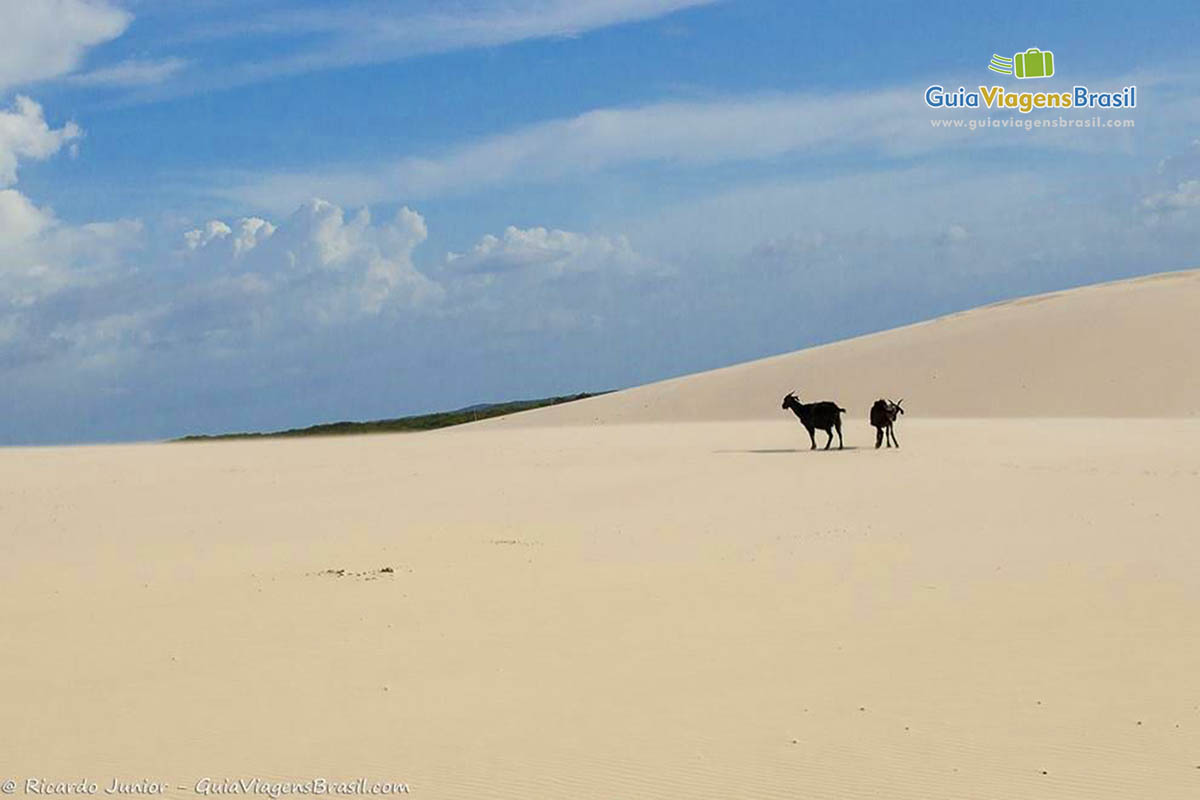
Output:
left=176, top=392, right=608, bottom=441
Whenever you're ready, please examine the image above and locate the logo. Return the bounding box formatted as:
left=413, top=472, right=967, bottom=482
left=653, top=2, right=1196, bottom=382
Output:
left=924, top=46, right=1136, bottom=114
left=989, top=48, right=1055, bottom=79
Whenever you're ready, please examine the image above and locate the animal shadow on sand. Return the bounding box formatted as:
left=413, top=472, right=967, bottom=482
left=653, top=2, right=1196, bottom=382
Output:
left=715, top=446, right=862, bottom=454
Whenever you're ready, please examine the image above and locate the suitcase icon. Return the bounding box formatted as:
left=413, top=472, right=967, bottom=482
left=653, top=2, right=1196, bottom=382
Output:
left=1014, top=48, right=1054, bottom=79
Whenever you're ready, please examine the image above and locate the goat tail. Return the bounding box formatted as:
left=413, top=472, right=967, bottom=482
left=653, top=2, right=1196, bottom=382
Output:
left=838, top=406, right=847, bottom=414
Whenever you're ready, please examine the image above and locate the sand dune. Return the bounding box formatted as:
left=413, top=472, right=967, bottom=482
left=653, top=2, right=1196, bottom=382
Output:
left=481, top=268, right=1200, bottom=426
left=3, top=270, right=1199, bottom=799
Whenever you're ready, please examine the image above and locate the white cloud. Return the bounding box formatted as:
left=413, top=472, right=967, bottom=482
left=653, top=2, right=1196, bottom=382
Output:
left=0, top=96, right=82, bottom=187
left=66, top=57, right=188, bottom=88
left=2, top=189, right=674, bottom=377
left=184, top=220, right=233, bottom=250
left=445, top=225, right=662, bottom=279
left=1155, top=138, right=1200, bottom=178
left=0, top=92, right=115, bottom=313
left=5, top=199, right=435, bottom=371
left=0, top=0, right=187, bottom=94
left=182, top=199, right=441, bottom=322
left=343, top=0, right=718, bottom=49
left=0, top=0, right=129, bottom=90
left=750, top=232, right=826, bottom=260
left=220, top=78, right=1152, bottom=212
left=435, top=222, right=672, bottom=341
left=1, top=214, right=142, bottom=298
left=222, top=88, right=919, bottom=209
left=232, top=217, right=276, bottom=255
left=1142, top=180, right=1200, bottom=211
left=184, top=217, right=276, bottom=255
left=174, top=0, right=718, bottom=90
left=1141, top=138, right=1200, bottom=216
left=940, top=224, right=971, bottom=244
left=0, top=188, right=55, bottom=245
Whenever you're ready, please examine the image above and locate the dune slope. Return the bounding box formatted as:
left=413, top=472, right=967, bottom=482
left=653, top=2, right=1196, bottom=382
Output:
left=480, top=268, right=1200, bottom=426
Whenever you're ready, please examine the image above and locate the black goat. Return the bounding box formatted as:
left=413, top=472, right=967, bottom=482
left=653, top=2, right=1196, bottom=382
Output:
left=781, top=391, right=846, bottom=450
left=869, top=398, right=904, bottom=449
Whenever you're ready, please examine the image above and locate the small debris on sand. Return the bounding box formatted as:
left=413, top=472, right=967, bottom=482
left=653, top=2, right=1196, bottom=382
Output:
left=310, top=567, right=400, bottom=580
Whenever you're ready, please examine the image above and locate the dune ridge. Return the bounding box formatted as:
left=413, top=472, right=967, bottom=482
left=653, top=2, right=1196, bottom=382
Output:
left=478, top=268, right=1200, bottom=427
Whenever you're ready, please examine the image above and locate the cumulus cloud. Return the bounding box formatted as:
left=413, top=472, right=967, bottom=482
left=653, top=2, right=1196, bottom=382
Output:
left=177, top=209, right=671, bottom=349
left=183, top=220, right=232, bottom=250
left=0, top=0, right=129, bottom=90
left=0, top=96, right=82, bottom=187
left=181, top=199, right=441, bottom=323
left=0, top=213, right=143, bottom=370
left=3, top=186, right=671, bottom=384
left=0, top=188, right=55, bottom=245
left=184, top=217, right=276, bottom=255
left=0, top=94, right=113, bottom=314
left=1, top=215, right=142, bottom=302
left=3, top=200, right=430, bottom=373
left=445, top=225, right=663, bottom=279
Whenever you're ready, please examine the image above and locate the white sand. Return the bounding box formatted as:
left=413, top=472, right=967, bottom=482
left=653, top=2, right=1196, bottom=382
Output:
left=2, top=270, right=1199, bottom=798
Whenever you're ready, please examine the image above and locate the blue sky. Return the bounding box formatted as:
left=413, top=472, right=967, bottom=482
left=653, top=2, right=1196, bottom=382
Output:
left=2, top=0, right=1199, bottom=443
